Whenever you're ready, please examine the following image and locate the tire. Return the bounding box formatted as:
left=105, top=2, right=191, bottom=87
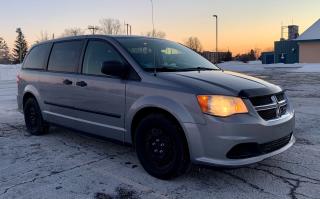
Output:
left=134, top=113, right=190, bottom=179
left=23, top=97, right=49, bottom=135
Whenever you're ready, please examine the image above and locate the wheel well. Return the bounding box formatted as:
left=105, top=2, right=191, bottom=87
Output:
left=131, top=107, right=189, bottom=154
left=23, top=92, right=36, bottom=108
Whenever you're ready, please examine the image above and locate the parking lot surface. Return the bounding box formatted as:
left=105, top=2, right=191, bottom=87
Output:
left=0, top=69, right=320, bottom=199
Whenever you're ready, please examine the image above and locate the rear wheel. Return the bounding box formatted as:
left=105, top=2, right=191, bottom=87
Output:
left=135, top=113, right=190, bottom=179
left=24, top=97, right=49, bottom=135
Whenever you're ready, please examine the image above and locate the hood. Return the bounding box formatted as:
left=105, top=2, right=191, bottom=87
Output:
left=156, top=70, right=282, bottom=98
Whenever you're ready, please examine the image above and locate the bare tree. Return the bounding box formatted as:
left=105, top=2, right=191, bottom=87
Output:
left=254, top=48, right=261, bottom=59
left=184, top=37, right=203, bottom=53
left=61, top=27, right=85, bottom=37
left=35, top=31, right=50, bottom=43
left=144, top=29, right=166, bottom=38
left=99, top=18, right=122, bottom=35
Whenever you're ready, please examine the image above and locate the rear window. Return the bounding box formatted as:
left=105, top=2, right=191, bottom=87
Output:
left=48, top=40, right=84, bottom=73
left=23, top=43, right=52, bottom=69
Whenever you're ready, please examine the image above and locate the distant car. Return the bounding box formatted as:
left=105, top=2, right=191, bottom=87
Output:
left=17, top=35, right=295, bottom=179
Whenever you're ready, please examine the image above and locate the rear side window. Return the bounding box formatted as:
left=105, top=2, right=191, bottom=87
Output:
left=82, top=40, right=125, bottom=76
left=48, top=40, right=84, bottom=73
left=23, top=43, right=51, bottom=69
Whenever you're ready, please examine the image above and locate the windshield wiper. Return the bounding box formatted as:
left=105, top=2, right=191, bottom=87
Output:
left=144, top=67, right=181, bottom=72
left=180, top=67, right=220, bottom=71
left=145, top=66, right=220, bottom=72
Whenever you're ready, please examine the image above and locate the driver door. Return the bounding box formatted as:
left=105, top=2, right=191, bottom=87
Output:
left=72, top=39, right=127, bottom=141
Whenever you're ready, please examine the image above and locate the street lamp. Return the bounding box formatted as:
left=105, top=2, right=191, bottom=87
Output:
left=213, top=15, right=218, bottom=53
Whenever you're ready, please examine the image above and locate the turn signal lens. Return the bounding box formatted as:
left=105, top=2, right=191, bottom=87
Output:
left=197, top=95, right=248, bottom=117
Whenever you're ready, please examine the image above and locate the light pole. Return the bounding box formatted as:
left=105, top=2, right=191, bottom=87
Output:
left=213, top=15, right=218, bottom=53
left=150, top=0, right=155, bottom=37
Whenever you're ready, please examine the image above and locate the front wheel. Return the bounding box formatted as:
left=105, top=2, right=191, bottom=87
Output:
left=134, top=113, right=190, bottom=179
left=23, top=98, right=49, bottom=135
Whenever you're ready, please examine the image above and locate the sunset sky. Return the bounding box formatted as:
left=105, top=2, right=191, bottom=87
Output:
left=0, top=0, right=319, bottom=54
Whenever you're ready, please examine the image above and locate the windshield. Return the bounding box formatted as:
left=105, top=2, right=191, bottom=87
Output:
left=116, top=37, right=220, bottom=72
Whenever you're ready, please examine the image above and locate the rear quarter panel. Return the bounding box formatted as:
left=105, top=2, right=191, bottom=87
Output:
left=18, top=69, right=43, bottom=112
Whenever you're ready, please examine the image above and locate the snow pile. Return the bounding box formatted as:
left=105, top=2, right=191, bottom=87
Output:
left=0, top=64, right=21, bottom=81
left=247, top=60, right=263, bottom=65
left=218, top=62, right=320, bottom=73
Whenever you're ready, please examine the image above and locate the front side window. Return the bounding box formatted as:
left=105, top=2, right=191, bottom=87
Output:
left=116, top=38, right=220, bottom=72
left=82, top=40, right=125, bottom=76
left=23, top=43, right=52, bottom=69
left=48, top=40, right=84, bottom=72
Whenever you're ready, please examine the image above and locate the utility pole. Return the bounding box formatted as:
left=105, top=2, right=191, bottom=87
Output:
left=125, top=23, right=132, bottom=35
left=125, top=24, right=129, bottom=35
left=19, top=45, right=22, bottom=63
left=88, top=25, right=99, bottom=35
left=213, top=15, right=218, bottom=53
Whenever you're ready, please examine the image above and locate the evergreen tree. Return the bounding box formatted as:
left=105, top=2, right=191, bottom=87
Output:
left=13, top=28, right=28, bottom=64
left=0, top=37, right=11, bottom=64
left=248, top=49, right=256, bottom=61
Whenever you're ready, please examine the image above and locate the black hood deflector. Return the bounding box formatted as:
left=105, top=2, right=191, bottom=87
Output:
left=238, top=87, right=283, bottom=98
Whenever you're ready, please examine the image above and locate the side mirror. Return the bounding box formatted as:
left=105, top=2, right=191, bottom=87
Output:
left=101, top=61, right=129, bottom=79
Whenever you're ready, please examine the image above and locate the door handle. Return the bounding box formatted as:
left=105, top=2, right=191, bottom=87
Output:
left=76, top=81, right=87, bottom=87
left=63, top=79, right=73, bottom=85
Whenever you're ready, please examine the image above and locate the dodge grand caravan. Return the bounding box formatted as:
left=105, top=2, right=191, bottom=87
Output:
left=17, top=35, right=295, bottom=179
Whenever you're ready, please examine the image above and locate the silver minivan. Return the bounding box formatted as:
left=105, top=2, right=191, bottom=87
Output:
left=17, top=35, right=295, bottom=179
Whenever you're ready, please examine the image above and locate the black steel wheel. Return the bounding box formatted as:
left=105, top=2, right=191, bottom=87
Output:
left=135, top=113, right=190, bottom=179
left=24, top=97, right=49, bottom=135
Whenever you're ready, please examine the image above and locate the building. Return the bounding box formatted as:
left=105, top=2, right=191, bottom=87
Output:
left=288, top=25, right=299, bottom=40
left=201, top=51, right=232, bottom=63
left=274, top=40, right=299, bottom=64
left=261, top=52, right=274, bottom=64
left=296, top=19, right=320, bottom=63
left=261, top=24, right=300, bottom=64
left=274, top=24, right=300, bottom=64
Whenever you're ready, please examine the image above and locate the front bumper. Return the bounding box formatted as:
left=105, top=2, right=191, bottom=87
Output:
left=196, top=134, right=295, bottom=167
left=183, top=109, right=295, bottom=167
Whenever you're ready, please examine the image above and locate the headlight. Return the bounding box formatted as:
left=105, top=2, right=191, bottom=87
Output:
left=197, top=95, right=248, bottom=117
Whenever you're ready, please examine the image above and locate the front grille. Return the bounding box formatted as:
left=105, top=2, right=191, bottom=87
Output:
left=227, top=133, right=293, bottom=159
left=275, top=93, right=285, bottom=102
left=249, top=92, right=288, bottom=121
left=250, top=95, right=273, bottom=106
left=279, top=105, right=287, bottom=116
left=258, top=109, right=277, bottom=120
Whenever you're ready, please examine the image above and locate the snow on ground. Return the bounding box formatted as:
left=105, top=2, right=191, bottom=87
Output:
left=0, top=64, right=21, bottom=81
left=218, top=61, right=320, bottom=73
